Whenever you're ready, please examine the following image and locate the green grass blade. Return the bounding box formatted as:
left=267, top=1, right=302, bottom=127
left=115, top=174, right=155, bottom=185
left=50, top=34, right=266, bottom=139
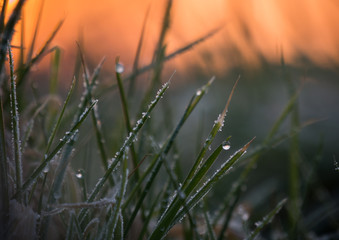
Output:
left=46, top=77, right=76, bottom=154
left=16, top=99, right=98, bottom=197
left=49, top=46, right=60, bottom=95
left=182, top=76, right=239, bottom=191
left=116, top=57, right=138, bottom=175
left=107, top=149, right=128, bottom=238
left=128, top=5, right=150, bottom=96
left=8, top=44, right=23, bottom=202
left=247, top=198, right=287, bottom=240
left=150, top=138, right=254, bottom=239
left=122, top=77, right=214, bottom=210
left=78, top=81, right=170, bottom=223
left=26, top=0, right=45, bottom=63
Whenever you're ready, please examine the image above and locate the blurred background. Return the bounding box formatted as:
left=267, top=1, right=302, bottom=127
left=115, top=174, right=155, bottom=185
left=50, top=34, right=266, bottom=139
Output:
left=8, top=0, right=339, bottom=237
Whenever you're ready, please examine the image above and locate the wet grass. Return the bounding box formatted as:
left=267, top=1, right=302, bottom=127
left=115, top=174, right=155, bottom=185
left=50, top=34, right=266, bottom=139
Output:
left=1, top=0, right=338, bottom=239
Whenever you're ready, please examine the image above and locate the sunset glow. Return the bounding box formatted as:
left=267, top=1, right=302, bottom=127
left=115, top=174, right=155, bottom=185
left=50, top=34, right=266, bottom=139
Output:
left=10, top=0, right=339, bottom=75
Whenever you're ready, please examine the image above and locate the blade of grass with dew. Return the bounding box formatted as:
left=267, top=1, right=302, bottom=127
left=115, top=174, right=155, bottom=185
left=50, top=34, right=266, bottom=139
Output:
left=26, top=78, right=76, bottom=204
left=107, top=148, right=129, bottom=238
left=45, top=77, right=76, bottom=154
left=122, top=77, right=215, bottom=233
left=124, top=76, right=215, bottom=207
left=150, top=138, right=255, bottom=240
left=15, top=99, right=97, bottom=197
left=138, top=0, right=172, bottom=114
left=8, top=44, right=23, bottom=202
left=76, top=47, right=111, bottom=176
left=149, top=143, right=224, bottom=239
left=182, top=76, right=239, bottom=191
left=212, top=87, right=301, bottom=227
left=78, top=80, right=170, bottom=224
left=116, top=57, right=139, bottom=177
left=123, top=27, right=222, bottom=86
left=47, top=132, right=78, bottom=205
left=247, top=198, right=287, bottom=240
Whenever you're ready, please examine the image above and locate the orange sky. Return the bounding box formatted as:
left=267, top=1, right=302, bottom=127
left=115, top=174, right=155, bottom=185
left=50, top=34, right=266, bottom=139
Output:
left=9, top=0, right=339, bottom=77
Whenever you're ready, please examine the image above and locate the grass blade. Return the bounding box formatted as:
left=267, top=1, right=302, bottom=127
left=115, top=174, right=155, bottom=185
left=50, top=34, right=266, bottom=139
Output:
left=150, top=138, right=254, bottom=239
left=115, top=57, right=138, bottom=176
left=182, top=76, right=239, bottom=191
left=15, top=99, right=98, bottom=197
left=122, top=77, right=214, bottom=224
left=107, top=148, right=128, bottom=238
left=78, top=80, right=170, bottom=223
left=247, top=198, right=287, bottom=240
left=8, top=44, right=23, bottom=202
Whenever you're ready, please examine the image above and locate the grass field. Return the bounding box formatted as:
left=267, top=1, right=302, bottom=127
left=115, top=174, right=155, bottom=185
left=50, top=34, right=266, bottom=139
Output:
left=1, top=0, right=338, bottom=239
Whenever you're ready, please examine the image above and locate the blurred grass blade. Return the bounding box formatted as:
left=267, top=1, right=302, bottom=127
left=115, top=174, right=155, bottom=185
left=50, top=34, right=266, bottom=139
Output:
left=107, top=149, right=128, bottom=238
left=75, top=48, right=110, bottom=175
left=26, top=0, right=45, bottom=63
left=18, top=19, right=64, bottom=86
left=247, top=198, right=287, bottom=240
left=16, top=99, right=98, bottom=197
left=8, top=44, right=23, bottom=202
left=49, top=46, right=60, bottom=95
left=203, top=206, right=217, bottom=240
left=124, top=27, right=222, bottom=84
left=128, top=5, right=150, bottom=96
left=78, top=80, right=170, bottom=223
left=0, top=0, right=8, bottom=32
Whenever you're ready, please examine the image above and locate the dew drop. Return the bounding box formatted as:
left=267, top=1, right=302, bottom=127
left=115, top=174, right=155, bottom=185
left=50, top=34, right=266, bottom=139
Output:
left=115, top=63, right=124, bottom=73
left=222, top=141, right=231, bottom=150
left=196, top=90, right=202, bottom=96
left=43, top=164, right=50, bottom=173
left=75, top=170, right=83, bottom=179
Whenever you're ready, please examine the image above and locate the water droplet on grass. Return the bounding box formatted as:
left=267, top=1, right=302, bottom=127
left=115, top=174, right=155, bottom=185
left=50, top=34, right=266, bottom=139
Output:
left=222, top=141, right=231, bottom=150
left=196, top=90, right=202, bottom=96
left=43, top=164, right=50, bottom=173
left=76, top=170, right=83, bottom=179
left=115, top=63, right=124, bottom=73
